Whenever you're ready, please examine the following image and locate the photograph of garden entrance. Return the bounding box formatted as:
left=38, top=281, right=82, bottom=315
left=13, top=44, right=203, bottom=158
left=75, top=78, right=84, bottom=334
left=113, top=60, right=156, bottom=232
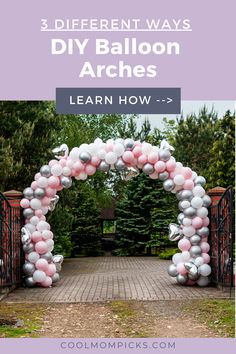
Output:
left=0, top=101, right=235, bottom=338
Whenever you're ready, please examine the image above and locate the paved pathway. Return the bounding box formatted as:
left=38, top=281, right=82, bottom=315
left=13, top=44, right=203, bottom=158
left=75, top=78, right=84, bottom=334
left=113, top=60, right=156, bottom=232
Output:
left=4, top=257, right=229, bottom=303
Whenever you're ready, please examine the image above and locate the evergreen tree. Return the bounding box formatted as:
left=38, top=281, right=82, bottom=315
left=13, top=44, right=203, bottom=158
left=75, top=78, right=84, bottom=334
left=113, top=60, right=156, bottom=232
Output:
left=115, top=173, right=177, bottom=255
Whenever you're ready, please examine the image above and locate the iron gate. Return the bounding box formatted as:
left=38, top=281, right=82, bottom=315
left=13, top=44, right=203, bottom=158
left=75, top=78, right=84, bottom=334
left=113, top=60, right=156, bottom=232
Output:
left=0, top=192, right=23, bottom=288
left=209, top=186, right=234, bottom=290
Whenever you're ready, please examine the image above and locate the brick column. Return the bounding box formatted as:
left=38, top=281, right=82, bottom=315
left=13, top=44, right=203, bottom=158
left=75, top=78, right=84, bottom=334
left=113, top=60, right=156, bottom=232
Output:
left=207, top=186, right=226, bottom=205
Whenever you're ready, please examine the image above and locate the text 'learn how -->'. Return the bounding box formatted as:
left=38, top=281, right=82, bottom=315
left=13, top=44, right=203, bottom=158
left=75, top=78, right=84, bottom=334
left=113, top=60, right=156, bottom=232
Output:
left=69, top=95, right=173, bottom=105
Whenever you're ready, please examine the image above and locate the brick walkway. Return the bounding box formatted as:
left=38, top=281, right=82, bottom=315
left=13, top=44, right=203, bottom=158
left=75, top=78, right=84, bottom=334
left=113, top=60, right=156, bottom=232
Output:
left=4, top=257, right=229, bottom=303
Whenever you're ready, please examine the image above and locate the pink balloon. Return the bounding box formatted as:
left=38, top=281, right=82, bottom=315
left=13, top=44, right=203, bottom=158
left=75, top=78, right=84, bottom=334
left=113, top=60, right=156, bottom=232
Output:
left=59, top=158, right=67, bottom=167
left=46, top=264, right=56, bottom=276
left=31, top=181, right=38, bottom=190
left=56, top=185, right=64, bottom=191
left=166, top=159, right=176, bottom=172
left=34, top=172, right=41, bottom=181
left=40, top=215, right=46, bottom=221
left=202, top=217, right=210, bottom=227
left=176, top=263, right=188, bottom=275
left=186, top=280, right=196, bottom=286
left=123, top=151, right=134, bottom=163
left=192, top=216, right=203, bottom=229
left=66, top=158, right=74, bottom=169
left=134, top=141, right=142, bottom=147
left=35, top=241, right=48, bottom=254
left=201, top=242, right=210, bottom=253
left=133, top=146, right=142, bottom=158
left=41, top=276, right=52, bottom=287
left=85, top=164, right=96, bottom=176
left=183, top=179, right=194, bottom=190
left=149, top=172, right=159, bottom=179
left=49, top=159, right=59, bottom=167
left=202, top=253, right=210, bottom=263
left=35, top=209, right=43, bottom=218
left=148, top=152, right=159, bottom=164
left=154, top=160, right=166, bottom=173
left=178, top=238, right=191, bottom=251
left=20, top=198, right=30, bottom=208
left=182, top=167, right=192, bottom=179
left=105, top=143, right=114, bottom=152
left=137, top=154, right=148, bottom=165
left=35, top=258, right=49, bottom=272
left=31, top=231, right=43, bottom=243
left=45, top=187, right=57, bottom=197
left=73, top=161, right=85, bottom=173
left=41, top=196, right=50, bottom=207
left=48, top=176, right=60, bottom=188
left=91, top=156, right=100, bottom=167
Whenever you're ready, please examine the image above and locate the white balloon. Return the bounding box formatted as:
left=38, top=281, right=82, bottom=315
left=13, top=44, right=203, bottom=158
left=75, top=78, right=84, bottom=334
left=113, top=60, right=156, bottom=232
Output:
left=197, top=275, right=210, bottom=287
left=105, top=152, right=118, bottom=164
left=25, top=223, right=36, bottom=233
left=174, top=174, right=185, bottom=185
left=94, top=138, right=103, bottom=144
left=172, top=253, right=183, bottom=265
left=51, top=164, right=63, bottom=176
left=69, top=147, right=80, bottom=161
left=33, top=270, right=46, bottom=283
left=30, top=198, right=42, bottom=210
left=183, top=226, right=196, bottom=237
left=181, top=251, right=190, bottom=262
left=181, top=200, right=191, bottom=209
left=194, top=257, right=204, bottom=267
left=42, top=207, right=49, bottom=215
left=28, top=252, right=40, bottom=264
left=36, top=221, right=50, bottom=232
left=113, top=143, right=125, bottom=156
left=197, top=207, right=208, bottom=218
left=191, top=171, right=198, bottom=180
left=198, top=264, right=211, bottom=276
left=193, top=185, right=205, bottom=197
left=97, top=149, right=106, bottom=159
left=78, top=172, right=88, bottom=180
left=37, top=176, right=48, bottom=188
left=30, top=216, right=40, bottom=226
left=142, top=143, right=152, bottom=154
left=191, top=196, right=203, bottom=209
left=46, top=239, right=54, bottom=252
left=62, top=166, right=71, bottom=176
left=183, top=218, right=192, bottom=227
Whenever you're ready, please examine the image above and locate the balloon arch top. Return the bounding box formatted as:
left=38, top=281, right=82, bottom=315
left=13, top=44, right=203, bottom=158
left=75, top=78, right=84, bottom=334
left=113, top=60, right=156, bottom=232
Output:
left=21, top=138, right=212, bottom=288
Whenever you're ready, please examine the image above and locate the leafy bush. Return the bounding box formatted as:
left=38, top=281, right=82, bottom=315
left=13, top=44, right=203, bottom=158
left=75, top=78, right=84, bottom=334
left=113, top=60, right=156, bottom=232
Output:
left=159, top=248, right=179, bottom=260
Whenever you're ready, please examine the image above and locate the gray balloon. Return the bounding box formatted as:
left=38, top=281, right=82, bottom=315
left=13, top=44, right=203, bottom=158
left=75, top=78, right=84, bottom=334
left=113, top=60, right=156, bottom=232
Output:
left=25, top=276, right=36, bottom=287
left=190, top=245, right=202, bottom=258
left=40, top=165, right=51, bottom=178
left=23, top=208, right=34, bottom=219
left=53, top=255, right=64, bottom=264
left=194, top=176, right=206, bottom=186
left=184, top=207, right=196, bottom=218
left=188, top=271, right=200, bottom=281
left=180, top=190, right=193, bottom=201
left=159, top=149, right=171, bottom=161
left=168, top=223, right=183, bottom=241
left=190, top=234, right=201, bottom=245
left=176, top=274, right=188, bottom=285
left=23, top=243, right=34, bottom=254
left=61, top=176, right=72, bottom=188
left=114, top=158, right=126, bottom=171
left=41, top=252, right=53, bottom=262
left=79, top=151, right=91, bottom=163
left=124, top=138, right=134, bottom=150
left=55, top=263, right=62, bottom=272
left=178, top=200, right=190, bottom=211
left=163, top=179, right=175, bottom=192
left=48, top=195, right=59, bottom=211
left=159, top=171, right=169, bottom=181
left=34, top=187, right=45, bottom=199
left=21, top=227, right=31, bottom=244
left=184, top=262, right=198, bottom=278
left=197, top=227, right=209, bottom=237
left=176, top=191, right=183, bottom=201
left=202, top=195, right=211, bottom=207
left=177, top=213, right=185, bottom=224
left=52, top=273, right=60, bottom=283
left=23, top=187, right=34, bottom=200
left=23, top=262, right=35, bottom=276
left=167, top=264, right=178, bottom=277
left=98, top=161, right=110, bottom=172
left=143, top=163, right=154, bottom=175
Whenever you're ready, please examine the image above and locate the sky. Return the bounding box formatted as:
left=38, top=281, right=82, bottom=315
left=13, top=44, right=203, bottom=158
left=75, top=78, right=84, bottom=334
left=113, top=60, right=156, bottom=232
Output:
left=137, top=100, right=235, bottom=131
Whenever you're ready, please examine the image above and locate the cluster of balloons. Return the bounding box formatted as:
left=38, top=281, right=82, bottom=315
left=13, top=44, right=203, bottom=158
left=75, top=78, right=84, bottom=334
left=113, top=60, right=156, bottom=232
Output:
left=21, top=138, right=211, bottom=288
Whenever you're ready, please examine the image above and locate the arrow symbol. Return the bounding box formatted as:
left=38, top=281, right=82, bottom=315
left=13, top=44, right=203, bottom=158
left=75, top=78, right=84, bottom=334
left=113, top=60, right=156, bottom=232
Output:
left=156, top=97, right=173, bottom=104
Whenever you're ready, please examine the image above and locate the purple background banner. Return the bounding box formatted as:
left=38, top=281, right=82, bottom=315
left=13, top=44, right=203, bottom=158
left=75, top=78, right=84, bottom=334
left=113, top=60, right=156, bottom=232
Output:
left=0, top=0, right=235, bottom=100
left=0, top=338, right=236, bottom=354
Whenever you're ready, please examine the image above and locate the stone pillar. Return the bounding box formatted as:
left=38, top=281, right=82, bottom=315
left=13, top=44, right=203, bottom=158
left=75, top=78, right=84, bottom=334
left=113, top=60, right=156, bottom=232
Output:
left=207, top=186, right=226, bottom=205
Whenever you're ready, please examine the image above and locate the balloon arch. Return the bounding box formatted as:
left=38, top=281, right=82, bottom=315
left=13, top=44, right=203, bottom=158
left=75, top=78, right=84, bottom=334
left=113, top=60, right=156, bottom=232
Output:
left=20, top=138, right=212, bottom=288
